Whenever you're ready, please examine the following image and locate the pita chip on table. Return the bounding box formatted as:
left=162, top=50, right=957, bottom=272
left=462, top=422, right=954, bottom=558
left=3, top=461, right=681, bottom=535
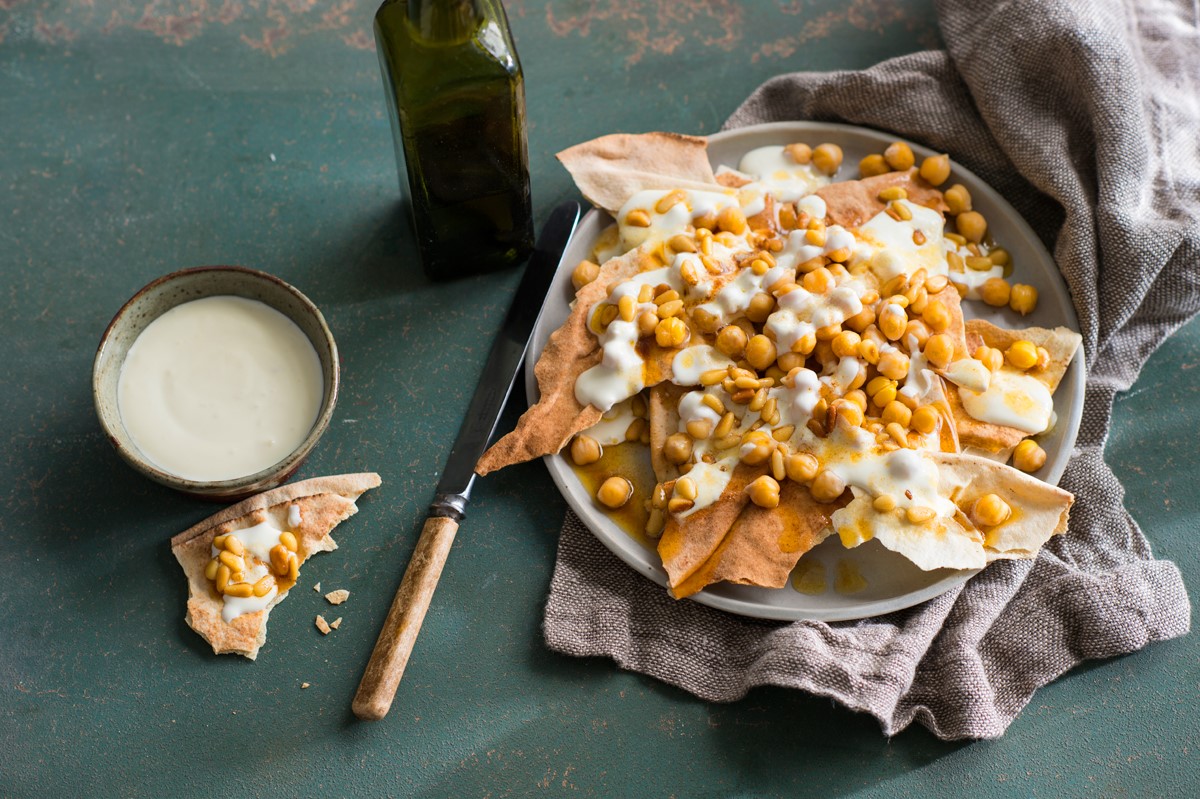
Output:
left=171, top=473, right=380, bottom=659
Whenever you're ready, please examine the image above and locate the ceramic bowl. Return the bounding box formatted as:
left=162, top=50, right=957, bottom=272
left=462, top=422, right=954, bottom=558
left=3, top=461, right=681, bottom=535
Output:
left=93, top=266, right=340, bottom=502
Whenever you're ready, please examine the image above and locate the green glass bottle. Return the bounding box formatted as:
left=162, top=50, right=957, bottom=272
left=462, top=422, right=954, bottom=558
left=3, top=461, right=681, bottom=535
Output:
left=375, top=0, right=534, bottom=279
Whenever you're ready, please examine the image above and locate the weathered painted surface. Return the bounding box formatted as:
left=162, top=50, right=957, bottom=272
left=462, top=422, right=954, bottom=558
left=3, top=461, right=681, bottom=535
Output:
left=0, top=1, right=1195, bottom=797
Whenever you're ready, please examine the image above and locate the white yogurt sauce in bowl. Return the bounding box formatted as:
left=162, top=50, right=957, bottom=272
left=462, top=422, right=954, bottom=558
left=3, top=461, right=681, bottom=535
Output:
left=94, top=266, right=339, bottom=501
left=117, top=295, right=324, bottom=482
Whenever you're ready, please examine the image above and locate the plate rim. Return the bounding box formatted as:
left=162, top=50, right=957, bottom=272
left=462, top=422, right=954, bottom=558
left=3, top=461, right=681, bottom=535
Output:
left=531, top=120, right=1086, bottom=622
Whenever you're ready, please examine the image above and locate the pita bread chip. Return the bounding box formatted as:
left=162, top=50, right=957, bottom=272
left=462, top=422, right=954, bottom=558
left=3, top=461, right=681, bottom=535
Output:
left=657, top=462, right=755, bottom=594
left=557, top=132, right=719, bottom=215
left=834, top=487, right=988, bottom=571
left=476, top=246, right=647, bottom=475
left=817, top=170, right=947, bottom=228
left=171, top=473, right=381, bottom=660
left=930, top=451, right=1073, bottom=561
left=965, top=320, right=1081, bottom=393
left=944, top=321, right=1082, bottom=453
left=673, top=480, right=841, bottom=599
left=648, top=383, right=686, bottom=484
left=831, top=451, right=1071, bottom=571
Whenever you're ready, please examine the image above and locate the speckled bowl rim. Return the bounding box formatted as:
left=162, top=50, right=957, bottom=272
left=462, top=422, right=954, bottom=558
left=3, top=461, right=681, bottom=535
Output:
left=93, top=265, right=340, bottom=501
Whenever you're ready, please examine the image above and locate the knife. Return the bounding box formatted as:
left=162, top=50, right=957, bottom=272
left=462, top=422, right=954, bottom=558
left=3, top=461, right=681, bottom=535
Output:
left=353, top=200, right=583, bottom=721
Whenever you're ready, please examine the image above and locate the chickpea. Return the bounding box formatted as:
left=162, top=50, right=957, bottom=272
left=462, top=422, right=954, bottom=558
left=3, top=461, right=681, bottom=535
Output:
left=740, top=430, right=775, bottom=466
left=717, top=205, right=747, bottom=235
left=831, top=330, right=861, bottom=359
left=979, top=277, right=1012, bottom=307
left=859, top=153, right=889, bottom=177
left=662, top=433, right=693, bottom=465
left=881, top=400, right=913, bottom=428
left=810, top=470, right=847, bottom=503
left=776, top=351, right=805, bottom=372
left=785, top=451, right=819, bottom=483
left=1005, top=340, right=1039, bottom=370
left=879, top=304, right=908, bottom=341
left=910, top=405, right=938, bottom=435
left=686, top=418, right=713, bottom=440
left=570, top=434, right=602, bottom=466
left=1013, top=439, right=1048, bottom=473
left=745, top=335, right=778, bottom=371
left=919, top=154, right=951, bottom=186
left=596, top=476, right=633, bottom=510
left=956, top=211, right=987, bottom=244
left=746, top=292, right=776, bottom=323
left=1010, top=283, right=1039, bottom=315
left=654, top=316, right=689, bottom=348
left=833, top=399, right=864, bottom=428
left=802, top=266, right=835, bottom=294
left=812, top=143, right=844, bottom=176
left=844, top=389, right=868, bottom=410
left=870, top=379, right=899, bottom=408
left=971, top=493, right=1012, bottom=528
left=920, top=331, right=958, bottom=371
left=884, top=141, right=915, bottom=171
left=974, top=345, right=1004, bottom=372
left=785, top=142, right=812, bottom=164
left=636, top=310, right=660, bottom=338
left=904, top=319, right=931, bottom=349
left=692, top=306, right=720, bottom=333
left=715, top=324, right=748, bottom=358
left=745, top=475, right=781, bottom=509
left=877, top=349, right=911, bottom=380
left=922, top=300, right=951, bottom=332
left=857, top=337, right=881, bottom=365
left=944, top=184, right=972, bottom=215
left=843, top=305, right=876, bottom=333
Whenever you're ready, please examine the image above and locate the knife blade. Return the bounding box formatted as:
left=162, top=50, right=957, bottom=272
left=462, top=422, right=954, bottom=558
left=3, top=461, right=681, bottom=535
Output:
left=353, top=201, right=582, bottom=720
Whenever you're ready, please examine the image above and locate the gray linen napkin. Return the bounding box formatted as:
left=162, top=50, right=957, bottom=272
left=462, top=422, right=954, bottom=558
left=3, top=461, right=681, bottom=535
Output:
left=542, top=0, right=1198, bottom=739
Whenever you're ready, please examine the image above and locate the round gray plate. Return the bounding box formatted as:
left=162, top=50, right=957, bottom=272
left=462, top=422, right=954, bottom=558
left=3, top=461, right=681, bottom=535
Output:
left=528, top=121, right=1085, bottom=621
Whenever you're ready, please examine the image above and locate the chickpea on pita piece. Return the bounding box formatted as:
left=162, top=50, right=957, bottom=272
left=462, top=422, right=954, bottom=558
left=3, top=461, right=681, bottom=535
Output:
left=477, top=133, right=1080, bottom=600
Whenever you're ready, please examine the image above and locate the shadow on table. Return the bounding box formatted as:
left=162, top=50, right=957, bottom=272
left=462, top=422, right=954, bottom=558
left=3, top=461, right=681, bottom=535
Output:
left=14, top=411, right=235, bottom=661
left=297, top=198, right=427, bottom=305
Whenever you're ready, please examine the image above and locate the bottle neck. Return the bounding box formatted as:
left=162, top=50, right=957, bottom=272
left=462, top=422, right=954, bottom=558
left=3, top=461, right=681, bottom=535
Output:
left=408, top=0, right=482, bottom=44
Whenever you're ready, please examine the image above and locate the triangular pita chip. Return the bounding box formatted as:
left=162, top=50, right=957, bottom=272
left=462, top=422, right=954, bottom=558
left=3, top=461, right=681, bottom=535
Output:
left=945, top=320, right=1082, bottom=453
left=672, top=480, right=842, bottom=599
left=816, top=169, right=948, bottom=226
left=171, top=473, right=381, bottom=659
left=831, top=452, right=1071, bottom=571
left=557, top=132, right=719, bottom=214
left=476, top=246, right=645, bottom=475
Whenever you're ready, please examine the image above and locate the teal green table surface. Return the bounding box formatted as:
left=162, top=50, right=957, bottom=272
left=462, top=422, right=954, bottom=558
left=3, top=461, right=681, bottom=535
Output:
left=2, top=2, right=1196, bottom=796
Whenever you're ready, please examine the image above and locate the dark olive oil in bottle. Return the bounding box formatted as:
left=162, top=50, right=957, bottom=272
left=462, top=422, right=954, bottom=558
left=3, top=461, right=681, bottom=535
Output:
left=375, top=0, right=534, bottom=279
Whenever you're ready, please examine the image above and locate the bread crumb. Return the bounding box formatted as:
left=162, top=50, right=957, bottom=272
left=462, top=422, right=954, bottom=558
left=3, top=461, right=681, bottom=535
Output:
left=330, top=617, right=342, bottom=630
left=315, top=615, right=331, bottom=635
left=301, top=682, right=310, bottom=689
left=325, top=589, right=350, bottom=605
left=313, top=582, right=321, bottom=593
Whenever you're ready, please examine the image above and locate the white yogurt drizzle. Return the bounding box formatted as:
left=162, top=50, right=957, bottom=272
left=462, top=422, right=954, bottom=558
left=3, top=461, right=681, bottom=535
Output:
left=572, top=150, right=1058, bottom=539
left=211, top=520, right=289, bottom=622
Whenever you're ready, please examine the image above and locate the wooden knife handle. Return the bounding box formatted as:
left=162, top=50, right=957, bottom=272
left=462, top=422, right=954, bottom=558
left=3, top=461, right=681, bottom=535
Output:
left=352, top=514, right=459, bottom=720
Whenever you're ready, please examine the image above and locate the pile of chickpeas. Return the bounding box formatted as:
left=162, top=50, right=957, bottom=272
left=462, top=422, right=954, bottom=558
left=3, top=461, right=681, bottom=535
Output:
left=569, top=139, right=1053, bottom=534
